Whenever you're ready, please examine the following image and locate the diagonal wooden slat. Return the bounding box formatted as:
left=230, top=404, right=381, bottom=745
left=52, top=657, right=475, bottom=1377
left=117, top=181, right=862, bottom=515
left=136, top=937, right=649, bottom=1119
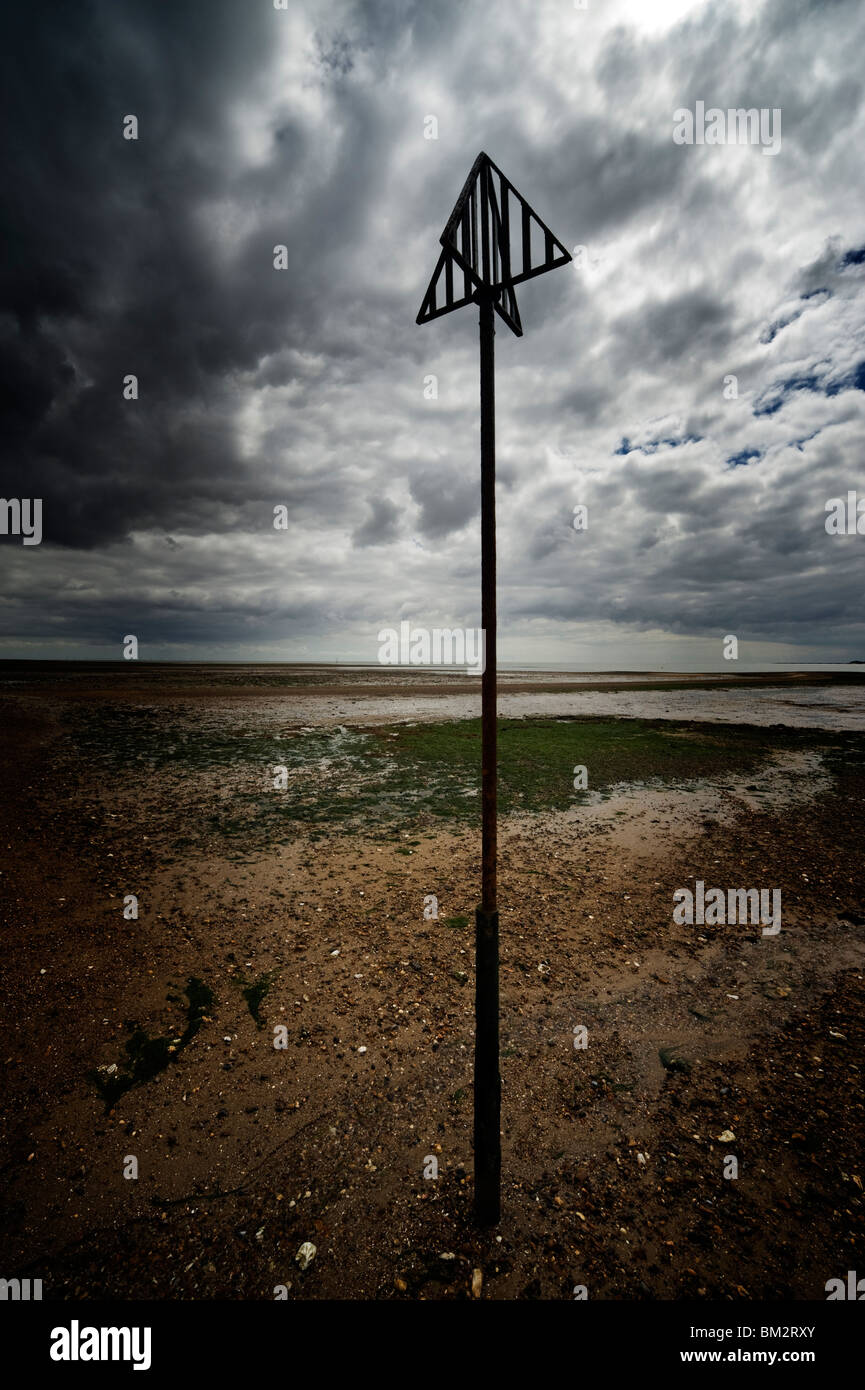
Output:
left=435, top=151, right=571, bottom=296
left=416, top=247, right=475, bottom=324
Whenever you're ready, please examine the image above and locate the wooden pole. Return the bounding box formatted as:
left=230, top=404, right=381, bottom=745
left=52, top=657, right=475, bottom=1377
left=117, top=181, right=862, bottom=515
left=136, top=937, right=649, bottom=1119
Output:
left=474, top=284, right=501, bottom=1225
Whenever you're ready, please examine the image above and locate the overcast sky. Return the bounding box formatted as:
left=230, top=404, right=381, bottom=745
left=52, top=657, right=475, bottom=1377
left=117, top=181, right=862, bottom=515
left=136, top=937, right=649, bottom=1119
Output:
left=2, top=0, right=864, bottom=666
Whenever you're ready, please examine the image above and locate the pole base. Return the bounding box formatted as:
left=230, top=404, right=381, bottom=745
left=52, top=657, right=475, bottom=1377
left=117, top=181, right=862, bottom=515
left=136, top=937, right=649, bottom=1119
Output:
left=474, top=906, right=501, bottom=1226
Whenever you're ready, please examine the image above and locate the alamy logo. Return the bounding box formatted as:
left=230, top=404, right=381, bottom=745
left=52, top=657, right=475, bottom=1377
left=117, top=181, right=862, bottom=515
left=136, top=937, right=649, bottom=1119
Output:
left=825, top=492, right=865, bottom=535
left=673, top=882, right=781, bottom=935
left=0, top=1277, right=42, bottom=1300
left=673, top=102, right=781, bottom=156
left=378, top=621, right=485, bottom=675
left=50, top=1320, right=152, bottom=1371
left=0, top=498, right=42, bottom=545
left=826, top=1271, right=865, bottom=1299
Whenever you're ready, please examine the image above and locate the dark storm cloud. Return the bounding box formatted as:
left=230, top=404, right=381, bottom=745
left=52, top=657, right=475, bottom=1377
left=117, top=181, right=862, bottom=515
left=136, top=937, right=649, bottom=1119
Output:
left=409, top=469, right=478, bottom=540
left=1, top=0, right=422, bottom=549
left=614, top=289, right=732, bottom=369
left=2, top=0, right=284, bottom=544
left=352, top=496, right=401, bottom=547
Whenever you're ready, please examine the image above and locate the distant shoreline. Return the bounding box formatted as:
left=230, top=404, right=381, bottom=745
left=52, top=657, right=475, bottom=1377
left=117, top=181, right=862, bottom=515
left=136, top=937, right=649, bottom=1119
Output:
left=1, top=657, right=864, bottom=666
left=2, top=661, right=864, bottom=732
left=1, top=658, right=864, bottom=679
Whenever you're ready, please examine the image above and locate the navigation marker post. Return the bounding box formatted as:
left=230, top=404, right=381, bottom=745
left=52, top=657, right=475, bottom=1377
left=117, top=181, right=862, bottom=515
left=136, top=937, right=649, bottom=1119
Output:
left=417, top=152, right=571, bottom=1224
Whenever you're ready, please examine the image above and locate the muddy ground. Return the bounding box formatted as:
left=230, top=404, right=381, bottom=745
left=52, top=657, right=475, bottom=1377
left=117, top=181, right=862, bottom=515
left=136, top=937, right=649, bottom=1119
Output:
left=0, top=671, right=863, bottom=1300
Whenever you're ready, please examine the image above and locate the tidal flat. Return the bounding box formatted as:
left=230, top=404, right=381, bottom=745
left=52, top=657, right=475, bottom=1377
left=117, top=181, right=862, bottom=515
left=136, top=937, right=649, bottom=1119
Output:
left=0, top=665, right=863, bottom=1299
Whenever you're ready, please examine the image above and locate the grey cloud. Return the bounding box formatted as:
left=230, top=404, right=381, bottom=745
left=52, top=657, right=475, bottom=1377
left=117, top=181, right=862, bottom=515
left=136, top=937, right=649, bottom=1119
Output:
left=352, top=496, right=401, bottom=546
